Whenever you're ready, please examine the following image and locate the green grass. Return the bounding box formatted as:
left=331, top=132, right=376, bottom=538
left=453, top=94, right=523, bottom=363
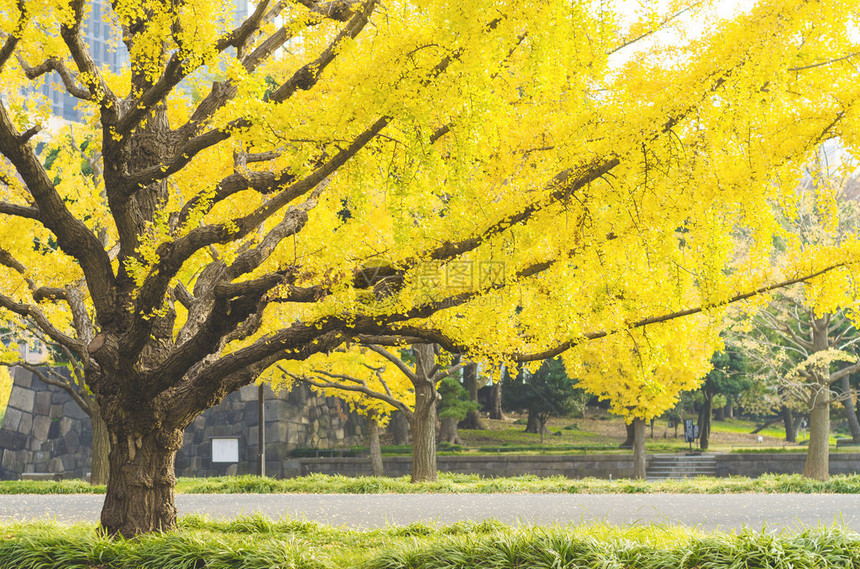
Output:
left=0, top=517, right=859, bottom=569
left=6, top=472, right=860, bottom=495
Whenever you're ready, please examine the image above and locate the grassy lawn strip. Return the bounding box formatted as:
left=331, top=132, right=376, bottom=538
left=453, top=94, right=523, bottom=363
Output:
left=0, top=517, right=858, bottom=569
left=5, top=472, right=860, bottom=495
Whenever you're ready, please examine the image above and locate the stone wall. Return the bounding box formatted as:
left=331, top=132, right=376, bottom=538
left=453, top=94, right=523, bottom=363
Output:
left=292, top=452, right=860, bottom=480
left=0, top=367, right=368, bottom=479
left=0, top=368, right=92, bottom=478
left=176, top=383, right=367, bottom=477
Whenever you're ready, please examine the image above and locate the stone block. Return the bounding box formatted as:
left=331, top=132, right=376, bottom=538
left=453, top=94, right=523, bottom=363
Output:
left=18, top=413, right=33, bottom=435
left=62, top=400, right=87, bottom=420
left=225, top=464, right=238, bottom=476
left=59, top=417, right=74, bottom=436
left=64, top=431, right=80, bottom=451
left=32, top=416, right=51, bottom=441
left=0, top=429, right=26, bottom=451
left=266, top=422, right=288, bottom=443
left=49, top=457, right=64, bottom=473
left=47, top=420, right=60, bottom=439
left=50, top=404, right=63, bottom=419
left=2, top=407, right=22, bottom=431
left=239, top=385, right=257, bottom=402
left=8, top=388, right=35, bottom=413
left=15, top=371, right=32, bottom=389
left=34, top=391, right=52, bottom=415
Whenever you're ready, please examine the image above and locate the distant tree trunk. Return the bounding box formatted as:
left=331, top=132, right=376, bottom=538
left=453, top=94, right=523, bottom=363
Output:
left=803, top=384, right=830, bottom=480
left=620, top=421, right=635, bottom=449
left=389, top=411, right=410, bottom=445
left=439, top=417, right=464, bottom=444
left=409, top=344, right=439, bottom=483
left=838, top=374, right=860, bottom=443
left=725, top=399, right=734, bottom=418
left=459, top=362, right=485, bottom=430
left=714, top=406, right=725, bottom=421
left=367, top=413, right=384, bottom=477
left=409, top=381, right=438, bottom=483
left=489, top=381, right=504, bottom=420
left=698, top=391, right=712, bottom=451
left=90, top=409, right=110, bottom=485
left=803, top=317, right=831, bottom=481
left=525, top=410, right=548, bottom=434
left=782, top=405, right=796, bottom=443
left=632, top=418, right=646, bottom=479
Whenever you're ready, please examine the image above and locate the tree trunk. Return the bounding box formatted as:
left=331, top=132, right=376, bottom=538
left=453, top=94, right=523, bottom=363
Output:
left=367, top=414, right=384, bottom=477
left=90, top=410, right=110, bottom=485
left=459, top=362, right=485, bottom=430
left=620, top=420, right=635, bottom=449
left=388, top=411, right=410, bottom=445
left=489, top=380, right=504, bottom=420
left=439, top=416, right=464, bottom=445
left=838, top=374, right=860, bottom=443
left=410, top=380, right=438, bottom=483
left=101, top=427, right=183, bottom=536
left=632, top=418, right=646, bottom=479
left=725, top=399, right=734, bottom=418
left=525, top=409, right=548, bottom=434
left=698, top=391, right=712, bottom=451
left=803, top=385, right=830, bottom=480
left=782, top=405, right=796, bottom=443
left=803, top=316, right=831, bottom=481
left=714, top=406, right=725, bottom=421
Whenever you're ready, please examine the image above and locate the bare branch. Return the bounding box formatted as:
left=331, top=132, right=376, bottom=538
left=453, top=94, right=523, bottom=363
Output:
left=18, top=56, right=92, bottom=100
left=365, top=344, right=419, bottom=384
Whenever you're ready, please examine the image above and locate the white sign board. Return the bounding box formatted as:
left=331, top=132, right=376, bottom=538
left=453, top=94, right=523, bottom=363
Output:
left=211, top=437, right=239, bottom=463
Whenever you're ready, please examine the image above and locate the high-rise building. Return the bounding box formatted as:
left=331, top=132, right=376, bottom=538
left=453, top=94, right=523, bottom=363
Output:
left=40, top=0, right=128, bottom=122
left=40, top=0, right=250, bottom=123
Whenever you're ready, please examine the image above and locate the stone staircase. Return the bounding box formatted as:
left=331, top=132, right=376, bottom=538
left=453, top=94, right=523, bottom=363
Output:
left=646, top=454, right=717, bottom=480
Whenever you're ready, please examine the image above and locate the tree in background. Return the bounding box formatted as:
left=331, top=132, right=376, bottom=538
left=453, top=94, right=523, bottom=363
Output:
left=697, top=346, right=752, bottom=450
left=566, top=318, right=720, bottom=478
left=1, top=0, right=858, bottom=535
left=502, top=357, right=587, bottom=444
left=437, top=374, right=479, bottom=445
left=278, top=344, right=465, bottom=482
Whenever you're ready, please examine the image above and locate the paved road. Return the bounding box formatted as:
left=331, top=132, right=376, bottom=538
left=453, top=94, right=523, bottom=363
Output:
left=1, top=493, right=859, bottom=531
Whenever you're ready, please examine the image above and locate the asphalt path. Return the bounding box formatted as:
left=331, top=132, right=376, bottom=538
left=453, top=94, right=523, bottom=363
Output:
left=1, top=493, right=859, bottom=531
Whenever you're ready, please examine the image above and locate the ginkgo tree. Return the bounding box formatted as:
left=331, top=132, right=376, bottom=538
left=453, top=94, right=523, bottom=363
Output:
left=276, top=342, right=465, bottom=482
left=564, top=317, right=720, bottom=478
left=1, top=0, right=860, bottom=537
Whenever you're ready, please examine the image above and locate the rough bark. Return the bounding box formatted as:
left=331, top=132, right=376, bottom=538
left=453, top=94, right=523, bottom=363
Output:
left=458, top=362, right=485, bottom=430
left=90, top=410, right=110, bottom=485
left=409, top=378, right=437, bottom=482
left=838, top=374, right=860, bottom=442
left=388, top=410, right=410, bottom=445
left=803, top=316, right=831, bottom=481
left=367, top=414, right=384, bottom=477
left=632, top=418, right=646, bottom=479
left=782, top=405, right=796, bottom=443
left=489, top=380, right=505, bottom=420
left=439, top=416, right=464, bottom=444
left=803, top=385, right=830, bottom=480
left=101, top=427, right=183, bottom=536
